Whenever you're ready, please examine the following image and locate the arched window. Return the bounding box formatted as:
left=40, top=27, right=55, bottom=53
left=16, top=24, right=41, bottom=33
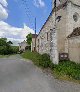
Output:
left=73, top=12, right=79, bottom=22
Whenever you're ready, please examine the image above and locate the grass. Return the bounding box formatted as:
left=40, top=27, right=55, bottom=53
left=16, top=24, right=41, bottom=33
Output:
left=21, top=51, right=80, bottom=83
left=0, top=55, right=10, bottom=58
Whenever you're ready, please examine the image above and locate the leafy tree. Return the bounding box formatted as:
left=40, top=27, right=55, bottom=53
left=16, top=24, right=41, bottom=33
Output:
left=0, top=38, right=18, bottom=55
left=0, top=38, right=7, bottom=46
left=26, top=33, right=32, bottom=45
left=7, top=41, right=13, bottom=45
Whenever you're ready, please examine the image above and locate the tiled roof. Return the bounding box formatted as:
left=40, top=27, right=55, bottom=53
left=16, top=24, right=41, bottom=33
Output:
left=68, top=27, right=80, bottom=38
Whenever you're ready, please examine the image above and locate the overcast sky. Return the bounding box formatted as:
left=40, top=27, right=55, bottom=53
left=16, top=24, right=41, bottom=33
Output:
left=0, top=0, right=54, bottom=45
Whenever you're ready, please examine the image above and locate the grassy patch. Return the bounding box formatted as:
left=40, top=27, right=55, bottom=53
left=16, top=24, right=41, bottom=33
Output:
left=0, top=55, right=10, bottom=58
left=21, top=51, right=52, bottom=68
left=21, top=51, right=80, bottom=83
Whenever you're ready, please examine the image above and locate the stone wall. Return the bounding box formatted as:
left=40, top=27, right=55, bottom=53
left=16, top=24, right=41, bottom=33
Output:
left=36, top=13, right=55, bottom=55
left=68, top=36, right=80, bottom=63
left=56, top=4, right=67, bottom=53
left=65, top=1, right=80, bottom=53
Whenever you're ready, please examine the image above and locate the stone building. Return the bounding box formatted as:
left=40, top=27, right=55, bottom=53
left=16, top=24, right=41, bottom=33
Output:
left=68, top=27, right=80, bottom=63
left=19, top=40, right=29, bottom=51
left=36, top=0, right=80, bottom=64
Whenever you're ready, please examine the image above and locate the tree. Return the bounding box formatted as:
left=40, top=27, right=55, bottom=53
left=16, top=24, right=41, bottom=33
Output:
left=7, top=41, right=13, bottom=45
left=26, top=33, right=32, bottom=45
left=0, top=38, right=17, bottom=55
left=0, top=38, right=7, bottom=46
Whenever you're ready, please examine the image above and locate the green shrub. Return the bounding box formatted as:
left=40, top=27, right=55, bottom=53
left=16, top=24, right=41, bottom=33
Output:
left=22, top=51, right=42, bottom=66
left=0, top=46, right=19, bottom=55
left=39, top=53, right=52, bottom=68
left=11, top=46, right=19, bottom=54
left=22, top=52, right=52, bottom=68
left=53, top=61, right=80, bottom=80
left=22, top=51, right=80, bottom=81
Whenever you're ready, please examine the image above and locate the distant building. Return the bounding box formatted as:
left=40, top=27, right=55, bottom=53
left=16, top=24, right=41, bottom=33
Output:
left=19, top=40, right=29, bottom=51
left=31, top=34, right=37, bottom=52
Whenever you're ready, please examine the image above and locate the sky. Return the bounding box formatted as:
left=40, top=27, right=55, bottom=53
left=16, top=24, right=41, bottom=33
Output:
left=0, top=0, right=52, bottom=45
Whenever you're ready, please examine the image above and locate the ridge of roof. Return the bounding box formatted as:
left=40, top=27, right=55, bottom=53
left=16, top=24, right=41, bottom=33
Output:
left=68, top=27, right=80, bottom=38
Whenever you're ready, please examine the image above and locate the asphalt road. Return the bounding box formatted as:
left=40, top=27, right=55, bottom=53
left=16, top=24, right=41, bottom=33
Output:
left=0, top=55, right=80, bottom=92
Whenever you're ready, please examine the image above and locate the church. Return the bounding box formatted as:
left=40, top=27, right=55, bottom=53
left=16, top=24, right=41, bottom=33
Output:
left=35, top=0, right=80, bottom=64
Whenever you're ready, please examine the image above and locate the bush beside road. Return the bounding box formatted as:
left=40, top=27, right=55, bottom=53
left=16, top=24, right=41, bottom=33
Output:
left=21, top=51, right=80, bottom=83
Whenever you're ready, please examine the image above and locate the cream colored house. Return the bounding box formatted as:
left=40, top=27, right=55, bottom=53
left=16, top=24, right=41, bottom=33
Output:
left=19, top=40, right=29, bottom=51
left=35, top=0, right=80, bottom=64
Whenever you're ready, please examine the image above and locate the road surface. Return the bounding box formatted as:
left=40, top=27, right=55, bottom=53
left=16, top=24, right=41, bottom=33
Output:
left=0, top=55, right=80, bottom=92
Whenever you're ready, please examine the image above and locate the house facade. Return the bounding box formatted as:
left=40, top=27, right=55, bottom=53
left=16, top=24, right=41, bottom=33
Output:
left=19, top=40, right=29, bottom=51
left=35, top=0, right=80, bottom=64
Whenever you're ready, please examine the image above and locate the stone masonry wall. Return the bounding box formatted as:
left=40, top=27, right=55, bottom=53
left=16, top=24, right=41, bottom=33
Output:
left=36, top=14, right=55, bottom=55
left=68, top=36, right=80, bottom=63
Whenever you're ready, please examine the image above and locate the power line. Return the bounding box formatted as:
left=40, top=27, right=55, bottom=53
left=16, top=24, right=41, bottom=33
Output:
left=21, top=0, right=36, bottom=29
left=16, top=0, right=35, bottom=30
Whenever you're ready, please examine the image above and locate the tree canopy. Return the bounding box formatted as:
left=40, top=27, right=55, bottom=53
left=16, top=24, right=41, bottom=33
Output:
left=0, top=38, right=18, bottom=55
left=26, top=33, right=32, bottom=45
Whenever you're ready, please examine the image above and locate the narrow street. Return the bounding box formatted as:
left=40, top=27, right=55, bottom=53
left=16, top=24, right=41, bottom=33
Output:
left=0, top=55, right=80, bottom=92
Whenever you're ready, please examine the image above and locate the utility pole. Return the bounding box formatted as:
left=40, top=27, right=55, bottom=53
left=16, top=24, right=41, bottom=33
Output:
left=35, top=17, right=36, bottom=51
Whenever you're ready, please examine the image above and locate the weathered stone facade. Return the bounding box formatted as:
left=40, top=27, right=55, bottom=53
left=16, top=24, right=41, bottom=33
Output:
left=35, top=0, right=80, bottom=64
left=68, top=36, right=80, bottom=63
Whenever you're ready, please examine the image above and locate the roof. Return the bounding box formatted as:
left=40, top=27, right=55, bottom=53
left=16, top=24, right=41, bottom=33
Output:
left=32, top=34, right=37, bottom=38
left=19, top=40, right=29, bottom=46
left=68, top=27, right=80, bottom=38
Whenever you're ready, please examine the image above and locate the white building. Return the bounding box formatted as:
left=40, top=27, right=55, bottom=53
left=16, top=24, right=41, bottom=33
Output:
left=19, top=40, right=29, bottom=51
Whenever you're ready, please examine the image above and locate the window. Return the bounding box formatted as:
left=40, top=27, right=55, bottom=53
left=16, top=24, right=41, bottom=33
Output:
left=73, top=13, right=79, bottom=22
left=56, top=16, right=62, bottom=22
left=47, top=32, right=48, bottom=41
left=38, top=39, right=39, bottom=44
